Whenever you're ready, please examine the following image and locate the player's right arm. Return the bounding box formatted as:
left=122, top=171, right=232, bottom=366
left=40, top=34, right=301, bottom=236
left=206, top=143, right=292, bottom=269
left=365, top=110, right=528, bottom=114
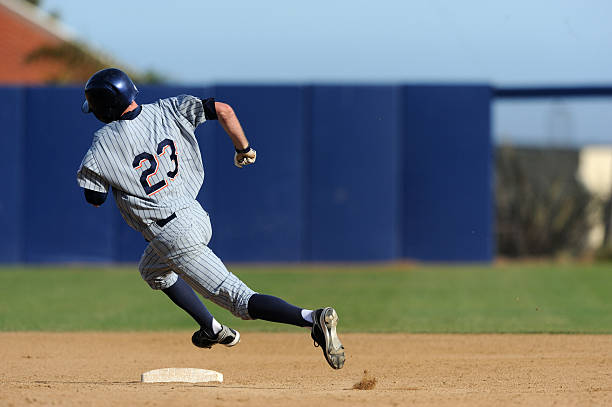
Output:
left=214, top=102, right=249, bottom=150
left=214, top=102, right=256, bottom=168
left=174, top=94, right=256, bottom=168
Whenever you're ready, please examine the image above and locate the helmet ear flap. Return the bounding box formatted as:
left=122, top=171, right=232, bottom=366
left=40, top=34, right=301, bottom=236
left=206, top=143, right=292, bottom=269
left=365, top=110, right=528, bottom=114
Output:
left=84, top=87, right=118, bottom=123
left=91, top=104, right=114, bottom=123
left=82, top=100, right=91, bottom=113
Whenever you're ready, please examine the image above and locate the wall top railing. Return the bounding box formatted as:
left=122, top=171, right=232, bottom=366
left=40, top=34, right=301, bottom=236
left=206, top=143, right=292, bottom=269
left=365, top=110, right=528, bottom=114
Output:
left=493, top=86, right=612, bottom=99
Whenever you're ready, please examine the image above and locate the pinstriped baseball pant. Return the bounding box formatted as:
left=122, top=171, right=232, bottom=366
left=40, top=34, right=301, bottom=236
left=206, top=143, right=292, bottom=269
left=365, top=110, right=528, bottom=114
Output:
left=138, top=204, right=255, bottom=320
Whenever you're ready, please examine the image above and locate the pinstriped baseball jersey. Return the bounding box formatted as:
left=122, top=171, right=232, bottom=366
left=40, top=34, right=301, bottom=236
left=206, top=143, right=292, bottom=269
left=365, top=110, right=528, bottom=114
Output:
left=77, top=94, right=256, bottom=320
left=77, top=95, right=207, bottom=235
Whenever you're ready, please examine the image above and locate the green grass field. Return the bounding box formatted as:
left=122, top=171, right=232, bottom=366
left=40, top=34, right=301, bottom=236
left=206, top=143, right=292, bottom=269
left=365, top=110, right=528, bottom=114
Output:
left=1, top=263, right=611, bottom=333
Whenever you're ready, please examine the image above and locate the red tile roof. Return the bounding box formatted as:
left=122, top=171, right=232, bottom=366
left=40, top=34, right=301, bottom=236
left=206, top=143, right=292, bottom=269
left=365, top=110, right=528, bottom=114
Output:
left=0, top=0, right=71, bottom=84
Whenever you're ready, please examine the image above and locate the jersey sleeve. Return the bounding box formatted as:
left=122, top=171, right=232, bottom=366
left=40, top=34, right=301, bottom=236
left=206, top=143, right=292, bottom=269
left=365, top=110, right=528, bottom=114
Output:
left=76, top=148, right=109, bottom=193
left=202, top=98, right=218, bottom=120
left=174, top=95, right=207, bottom=128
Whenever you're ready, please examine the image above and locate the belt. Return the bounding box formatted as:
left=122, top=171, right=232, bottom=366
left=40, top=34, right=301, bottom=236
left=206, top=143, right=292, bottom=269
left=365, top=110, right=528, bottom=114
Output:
left=144, top=212, right=177, bottom=243
left=155, top=212, right=177, bottom=228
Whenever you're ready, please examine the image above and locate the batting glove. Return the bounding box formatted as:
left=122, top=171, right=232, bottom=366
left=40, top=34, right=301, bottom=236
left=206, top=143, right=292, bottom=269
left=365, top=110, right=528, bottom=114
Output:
left=234, top=146, right=256, bottom=168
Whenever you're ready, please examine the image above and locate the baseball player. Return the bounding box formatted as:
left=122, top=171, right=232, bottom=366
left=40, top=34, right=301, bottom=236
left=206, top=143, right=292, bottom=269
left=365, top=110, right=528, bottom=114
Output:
left=76, top=68, right=344, bottom=370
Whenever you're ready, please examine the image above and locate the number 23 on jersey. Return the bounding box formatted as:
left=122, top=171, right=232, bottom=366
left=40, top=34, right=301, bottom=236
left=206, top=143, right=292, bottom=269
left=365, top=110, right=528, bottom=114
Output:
left=132, top=138, right=178, bottom=196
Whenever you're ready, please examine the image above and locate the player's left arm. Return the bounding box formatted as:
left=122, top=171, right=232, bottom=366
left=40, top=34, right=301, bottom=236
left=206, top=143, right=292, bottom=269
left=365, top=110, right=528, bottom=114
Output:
left=77, top=147, right=110, bottom=207
left=83, top=188, right=107, bottom=207
left=213, top=101, right=256, bottom=168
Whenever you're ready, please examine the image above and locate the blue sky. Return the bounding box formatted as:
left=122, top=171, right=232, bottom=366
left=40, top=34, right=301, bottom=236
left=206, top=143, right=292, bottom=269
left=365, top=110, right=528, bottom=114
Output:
left=41, top=0, right=612, bottom=85
left=40, top=0, right=612, bottom=146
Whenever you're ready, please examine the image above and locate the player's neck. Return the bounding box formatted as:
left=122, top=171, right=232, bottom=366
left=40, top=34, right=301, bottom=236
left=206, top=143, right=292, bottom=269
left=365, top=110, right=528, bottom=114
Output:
left=122, top=101, right=139, bottom=116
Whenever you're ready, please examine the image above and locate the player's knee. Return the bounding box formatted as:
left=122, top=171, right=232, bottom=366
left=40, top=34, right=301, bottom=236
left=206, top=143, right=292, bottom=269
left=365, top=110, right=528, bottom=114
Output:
left=231, top=291, right=255, bottom=320
left=140, top=270, right=178, bottom=290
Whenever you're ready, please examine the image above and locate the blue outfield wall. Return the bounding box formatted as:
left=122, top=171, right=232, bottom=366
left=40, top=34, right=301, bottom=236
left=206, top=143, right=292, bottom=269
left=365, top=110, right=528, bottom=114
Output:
left=0, top=88, right=24, bottom=263
left=206, top=86, right=307, bottom=262
left=309, top=86, right=401, bottom=261
left=0, top=84, right=492, bottom=263
left=401, top=86, right=493, bottom=261
left=24, top=87, right=116, bottom=262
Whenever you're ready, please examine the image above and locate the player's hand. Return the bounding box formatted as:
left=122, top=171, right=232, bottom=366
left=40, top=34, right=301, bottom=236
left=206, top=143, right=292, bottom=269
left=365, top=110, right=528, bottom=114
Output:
left=234, top=147, right=256, bottom=168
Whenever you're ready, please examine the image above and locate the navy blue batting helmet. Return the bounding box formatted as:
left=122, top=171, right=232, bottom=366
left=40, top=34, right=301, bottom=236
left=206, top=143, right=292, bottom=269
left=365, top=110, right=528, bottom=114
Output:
left=82, top=68, right=138, bottom=123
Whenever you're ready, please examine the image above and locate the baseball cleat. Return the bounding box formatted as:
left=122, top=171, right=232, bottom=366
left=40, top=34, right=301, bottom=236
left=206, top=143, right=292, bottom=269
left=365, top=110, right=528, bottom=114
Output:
left=311, top=307, right=345, bottom=369
left=192, top=325, right=240, bottom=349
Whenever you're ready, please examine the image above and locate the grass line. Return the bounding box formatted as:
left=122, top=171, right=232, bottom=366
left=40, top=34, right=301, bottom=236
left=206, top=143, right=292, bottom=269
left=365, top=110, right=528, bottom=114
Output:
left=1, top=264, right=611, bottom=333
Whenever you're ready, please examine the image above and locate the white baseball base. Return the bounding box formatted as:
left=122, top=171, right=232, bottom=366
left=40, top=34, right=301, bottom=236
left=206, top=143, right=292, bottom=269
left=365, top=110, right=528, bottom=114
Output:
left=141, top=368, right=223, bottom=383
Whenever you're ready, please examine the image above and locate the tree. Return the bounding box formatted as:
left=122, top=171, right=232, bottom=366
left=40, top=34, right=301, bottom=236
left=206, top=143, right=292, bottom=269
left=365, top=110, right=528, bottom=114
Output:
left=21, top=0, right=165, bottom=84
left=25, top=40, right=165, bottom=84
left=496, top=146, right=594, bottom=257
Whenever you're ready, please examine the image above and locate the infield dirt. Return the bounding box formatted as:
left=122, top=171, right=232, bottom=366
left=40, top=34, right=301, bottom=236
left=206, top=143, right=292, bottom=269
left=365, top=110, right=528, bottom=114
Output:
left=1, top=332, right=611, bottom=406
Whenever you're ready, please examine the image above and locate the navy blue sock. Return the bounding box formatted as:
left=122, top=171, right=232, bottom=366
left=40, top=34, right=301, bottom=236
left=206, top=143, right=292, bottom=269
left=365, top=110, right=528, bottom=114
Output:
left=247, top=294, right=311, bottom=327
left=162, top=276, right=214, bottom=335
